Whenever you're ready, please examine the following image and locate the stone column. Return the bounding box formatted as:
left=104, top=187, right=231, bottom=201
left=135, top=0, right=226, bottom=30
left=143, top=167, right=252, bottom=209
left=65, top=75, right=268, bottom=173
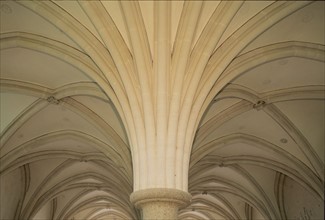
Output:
left=130, top=188, right=192, bottom=220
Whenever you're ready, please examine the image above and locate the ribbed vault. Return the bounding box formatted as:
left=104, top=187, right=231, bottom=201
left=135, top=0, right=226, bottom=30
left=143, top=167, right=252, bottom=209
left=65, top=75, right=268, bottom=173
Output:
left=1, top=1, right=324, bottom=219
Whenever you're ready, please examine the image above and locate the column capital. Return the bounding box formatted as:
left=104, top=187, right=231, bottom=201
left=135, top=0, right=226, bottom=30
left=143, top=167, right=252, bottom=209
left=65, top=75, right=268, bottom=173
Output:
left=130, top=188, right=192, bottom=219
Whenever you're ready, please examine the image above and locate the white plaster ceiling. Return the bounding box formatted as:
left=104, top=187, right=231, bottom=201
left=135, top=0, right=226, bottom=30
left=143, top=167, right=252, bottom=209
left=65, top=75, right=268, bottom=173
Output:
left=1, top=1, right=324, bottom=220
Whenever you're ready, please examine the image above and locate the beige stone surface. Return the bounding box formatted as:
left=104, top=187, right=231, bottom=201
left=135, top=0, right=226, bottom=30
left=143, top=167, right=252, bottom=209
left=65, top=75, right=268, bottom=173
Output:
left=131, top=188, right=192, bottom=219
left=1, top=1, right=324, bottom=219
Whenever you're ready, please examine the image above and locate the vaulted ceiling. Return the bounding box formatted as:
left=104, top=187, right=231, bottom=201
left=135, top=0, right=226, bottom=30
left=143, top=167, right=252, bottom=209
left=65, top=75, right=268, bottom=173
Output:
left=0, top=1, right=324, bottom=220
